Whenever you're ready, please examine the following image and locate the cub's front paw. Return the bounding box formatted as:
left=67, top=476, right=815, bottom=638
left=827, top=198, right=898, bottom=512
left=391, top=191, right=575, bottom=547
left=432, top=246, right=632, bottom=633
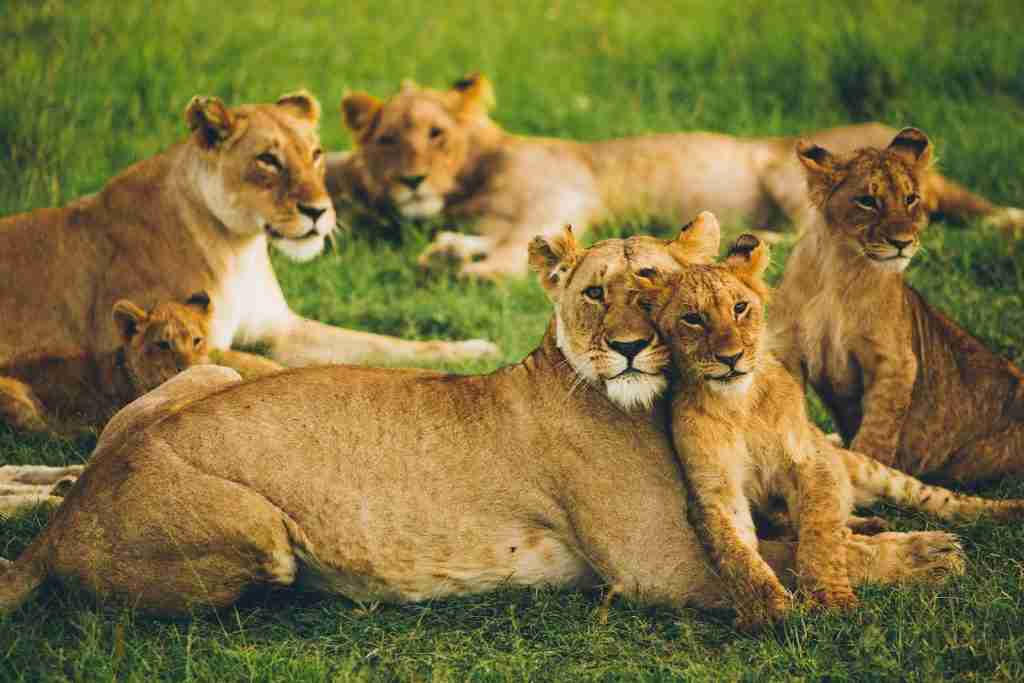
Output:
left=805, top=585, right=859, bottom=611
left=733, top=586, right=793, bottom=631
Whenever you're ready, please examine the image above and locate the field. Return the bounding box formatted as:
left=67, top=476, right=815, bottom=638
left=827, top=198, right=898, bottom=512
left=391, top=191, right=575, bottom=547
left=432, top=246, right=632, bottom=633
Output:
left=3, top=0, right=1024, bottom=680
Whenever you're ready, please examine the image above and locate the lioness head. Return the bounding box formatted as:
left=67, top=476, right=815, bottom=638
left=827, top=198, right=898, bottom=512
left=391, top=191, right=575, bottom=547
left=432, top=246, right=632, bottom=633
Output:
left=797, top=128, right=932, bottom=273
left=341, top=73, right=497, bottom=219
left=528, top=218, right=721, bottom=411
left=185, top=91, right=336, bottom=262
left=112, top=292, right=213, bottom=395
left=637, top=214, right=770, bottom=398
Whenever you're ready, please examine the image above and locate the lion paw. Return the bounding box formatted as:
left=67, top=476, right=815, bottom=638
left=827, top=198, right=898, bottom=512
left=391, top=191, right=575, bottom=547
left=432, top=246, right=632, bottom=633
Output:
left=733, top=591, right=793, bottom=631
left=851, top=531, right=965, bottom=586
left=444, top=339, right=501, bottom=362
left=847, top=515, right=890, bottom=535
left=982, top=207, right=1024, bottom=237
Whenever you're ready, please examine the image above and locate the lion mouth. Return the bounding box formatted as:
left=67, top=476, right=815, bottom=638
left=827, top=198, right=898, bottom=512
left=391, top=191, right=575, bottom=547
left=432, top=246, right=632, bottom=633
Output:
left=707, top=369, right=748, bottom=382
left=265, top=225, right=320, bottom=241
left=607, top=367, right=662, bottom=380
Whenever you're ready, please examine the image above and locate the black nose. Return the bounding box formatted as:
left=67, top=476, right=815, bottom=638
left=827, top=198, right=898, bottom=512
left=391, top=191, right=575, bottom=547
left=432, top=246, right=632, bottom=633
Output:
left=888, top=238, right=913, bottom=250
left=608, top=338, right=650, bottom=361
left=298, top=204, right=327, bottom=222
left=715, top=351, right=743, bottom=368
left=399, top=175, right=427, bottom=190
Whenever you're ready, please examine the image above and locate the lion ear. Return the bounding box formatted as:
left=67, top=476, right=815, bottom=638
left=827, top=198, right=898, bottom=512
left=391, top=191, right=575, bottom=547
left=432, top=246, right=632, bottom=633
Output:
left=449, top=72, right=495, bottom=118
left=185, top=96, right=237, bottom=149
left=888, top=127, right=932, bottom=167
left=112, top=300, right=149, bottom=345
left=630, top=271, right=674, bottom=317
left=341, top=92, right=382, bottom=136
left=277, top=90, right=321, bottom=123
left=528, top=224, right=581, bottom=298
left=796, top=139, right=843, bottom=204
left=667, top=211, right=721, bottom=265
left=184, top=291, right=212, bottom=314
left=725, top=234, right=771, bottom=297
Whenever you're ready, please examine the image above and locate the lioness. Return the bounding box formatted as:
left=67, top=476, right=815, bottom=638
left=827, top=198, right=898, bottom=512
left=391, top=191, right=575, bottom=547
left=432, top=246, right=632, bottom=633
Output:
left=773, top=128, right=1024, bottom=484
left=327, top=74, right=1023, bottom=280
left=0, top=91, right=498, bottom=380
left=638, top=217, right=1024, bottom=629
left=0, top=230, right=963, bottom=617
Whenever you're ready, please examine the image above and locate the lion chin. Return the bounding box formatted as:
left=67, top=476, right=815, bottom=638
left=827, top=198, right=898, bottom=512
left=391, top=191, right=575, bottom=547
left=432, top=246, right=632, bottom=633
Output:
left=269, top=234, right=327, bottom=263
left=706, top=373, right=754, bottom=397
left=604, top=372, right=667, bottom=412
left=394, top=194, right=445, bottom=219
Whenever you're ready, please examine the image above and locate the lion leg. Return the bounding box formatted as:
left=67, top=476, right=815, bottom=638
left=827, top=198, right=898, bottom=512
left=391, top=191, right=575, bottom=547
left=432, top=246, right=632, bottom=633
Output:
left=0, top=376, right=48, bottom=433
left=45, top=459, right=301, bottom=615
left=417, top=232, right=493, bottom=271
left=207, top=349, right=283, bottom=380
left=923, top=171, right=1024, bottom=238
left=458, top=240, right=532, bottom=281
left=933, top=422, right=1024, bottom=486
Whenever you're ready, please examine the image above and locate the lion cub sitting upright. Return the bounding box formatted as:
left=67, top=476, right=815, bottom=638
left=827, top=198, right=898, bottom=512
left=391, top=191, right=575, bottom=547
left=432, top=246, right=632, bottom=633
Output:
left=638, top=212, right=1024, bottom=630
left=0, top=292, right=278, bottom=435
left=772, top=128, right=1024, bottom=484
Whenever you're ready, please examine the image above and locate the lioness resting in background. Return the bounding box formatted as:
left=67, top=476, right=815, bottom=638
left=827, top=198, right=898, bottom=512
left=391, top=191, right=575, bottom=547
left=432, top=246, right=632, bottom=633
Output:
left=0, top=91, right=498, bottom=382
left=0, top=230, right=964, bottom=617
left=638, top=217, right=1024, bottom=629
left=772, top=128, right=1024, bottom=485
left=327, top=73, right=1023, bottom=280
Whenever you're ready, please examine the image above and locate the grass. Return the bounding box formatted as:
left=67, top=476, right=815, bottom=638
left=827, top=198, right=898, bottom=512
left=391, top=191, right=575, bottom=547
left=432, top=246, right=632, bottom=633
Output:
left=3, top=0, right=1024, bottom=679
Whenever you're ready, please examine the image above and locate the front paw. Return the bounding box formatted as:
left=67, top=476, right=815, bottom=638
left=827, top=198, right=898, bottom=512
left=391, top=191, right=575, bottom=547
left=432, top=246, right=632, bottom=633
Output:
left=805, top=585, right=859, bottom=611
left=733, top=586, right=793, bottom=631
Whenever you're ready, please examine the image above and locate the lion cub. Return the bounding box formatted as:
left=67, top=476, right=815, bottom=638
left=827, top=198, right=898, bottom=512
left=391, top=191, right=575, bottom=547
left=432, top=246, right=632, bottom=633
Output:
left=639, top=213, right=1024, bottom=629
left=772, top=128, right=1024, bottom=484
left=0, top=293, right=280, bottom=435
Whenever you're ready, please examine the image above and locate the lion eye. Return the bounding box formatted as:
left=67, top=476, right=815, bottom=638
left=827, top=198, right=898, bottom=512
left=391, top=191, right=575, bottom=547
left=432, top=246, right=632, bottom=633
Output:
left=905, top=193, right=919, bottom=207
left=194, top=337, right=204, bottom=346
left=256, top=152, right=282, bottom=170
left=378, top=134, right=398, bottom=146
left=637, top=267, right=657, bottom=279
left=854, top=195, right=878, bottom=211
left=156, top=340, right=172, bottom=351
left=734, top=301, right=749, bottom=317
left=681, top=312, right=704, bottom=326
left=312, top=148, right=323, bottom=162
left=583, top=286, right=604, bottom=301
left=429, top=126, right=444, bottom=140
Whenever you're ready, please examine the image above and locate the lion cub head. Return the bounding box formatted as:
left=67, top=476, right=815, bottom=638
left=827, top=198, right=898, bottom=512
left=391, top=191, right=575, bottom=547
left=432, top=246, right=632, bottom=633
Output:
left=528, top=216, right=728, bottom=412
left=637, top=214, right=770, bottom=398
left=185, top=92, right=336, bottom=262
left=341, top=73, right=498, bottom=219
left=797, top=128, right=932, bottom=273
left=112, top=293, right=213, bottom=395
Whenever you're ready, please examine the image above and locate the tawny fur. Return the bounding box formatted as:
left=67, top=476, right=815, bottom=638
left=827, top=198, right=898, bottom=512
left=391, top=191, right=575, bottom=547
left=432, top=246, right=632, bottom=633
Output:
left=642, top=218, right=1021, bottom=628
left=0, top=233, right=965, bottom=617
left=0, top=92, right=497, bottom=375
left=773, top=129, right=1024, bottom=483
left=327, top=74, right=1022, bottom=280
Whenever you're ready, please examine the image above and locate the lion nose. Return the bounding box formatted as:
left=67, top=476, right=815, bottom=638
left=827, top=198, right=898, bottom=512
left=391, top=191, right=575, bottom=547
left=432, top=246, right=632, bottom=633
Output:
left=298, top=203, right=327, bottom=223
left=887, top=238, right=913, bottom=250
left=715, top=351, right=743, bottom=368
left=607, top=338, right=650, bottom=361
left=399, top=175, right=427, bottom=190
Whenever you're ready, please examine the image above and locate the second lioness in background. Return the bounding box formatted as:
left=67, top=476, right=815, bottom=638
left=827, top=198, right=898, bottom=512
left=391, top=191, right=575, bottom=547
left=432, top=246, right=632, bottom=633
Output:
left=328, top=73, right=1022, bottom=280
left=638, top=213, right=1024, bottom=630
left=772, top=128, right=1024, bottom=484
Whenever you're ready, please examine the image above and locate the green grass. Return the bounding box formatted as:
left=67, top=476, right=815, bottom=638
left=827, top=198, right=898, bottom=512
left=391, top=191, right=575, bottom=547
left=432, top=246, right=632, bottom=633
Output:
left=3, top=0, right=1024, bottom=679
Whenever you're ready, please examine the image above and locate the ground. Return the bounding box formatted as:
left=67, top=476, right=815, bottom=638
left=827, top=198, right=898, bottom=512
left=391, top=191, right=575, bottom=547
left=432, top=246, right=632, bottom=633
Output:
left=2, top=0, right=1024, bottom=680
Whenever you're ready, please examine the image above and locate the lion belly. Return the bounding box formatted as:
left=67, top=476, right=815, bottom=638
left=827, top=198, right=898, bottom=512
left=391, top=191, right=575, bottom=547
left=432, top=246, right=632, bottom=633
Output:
left=293, top=528, right=595, bottom=603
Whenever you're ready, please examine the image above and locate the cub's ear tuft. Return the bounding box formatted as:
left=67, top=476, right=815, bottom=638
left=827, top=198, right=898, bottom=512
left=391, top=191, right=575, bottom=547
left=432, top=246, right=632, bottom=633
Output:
left=888, top=127, right=931, bottom=167
left=449, top=72, right=495, bottom=117
left=277, top=90, right=321, bottom=123
left=725, top=234, right=771, bottom=296
left=185, top=96, right=236, bottom=149
left=528, top=224, right=580, bottom=297
left=185, top=291, right=212, bottom=313
left=667, top=210, right=721, bottom=265
left=112, top=300, right=149, bottom=344
left=341, top=92, right=383, bottom=136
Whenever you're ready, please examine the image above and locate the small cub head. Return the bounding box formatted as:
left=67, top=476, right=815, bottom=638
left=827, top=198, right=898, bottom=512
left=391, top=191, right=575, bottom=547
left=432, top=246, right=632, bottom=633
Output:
left=185, top=92, right=336, bottom=262
left=112, top=292, right=213, bottom=395
left=341, top=73, right=496, bottom=219
left=637, top=222, right=770, bottom=399
left=796, top=127, right=932, bottom=273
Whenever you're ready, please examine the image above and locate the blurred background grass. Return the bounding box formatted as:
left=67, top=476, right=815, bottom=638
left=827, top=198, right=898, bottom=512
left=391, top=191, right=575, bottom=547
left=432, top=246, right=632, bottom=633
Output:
left=2, top=0, right=1024, bottom=680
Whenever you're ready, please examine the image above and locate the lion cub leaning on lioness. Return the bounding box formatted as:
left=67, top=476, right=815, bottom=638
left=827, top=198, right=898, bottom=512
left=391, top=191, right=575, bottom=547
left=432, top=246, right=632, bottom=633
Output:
left=0, top=292, right=281, bottom=435
left=636, top=212, right=1024, bottom=630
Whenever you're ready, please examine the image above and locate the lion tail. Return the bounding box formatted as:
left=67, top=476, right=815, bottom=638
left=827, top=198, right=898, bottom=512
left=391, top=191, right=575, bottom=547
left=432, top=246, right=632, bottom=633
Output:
left=841, top=448, right=1024, bottom=522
